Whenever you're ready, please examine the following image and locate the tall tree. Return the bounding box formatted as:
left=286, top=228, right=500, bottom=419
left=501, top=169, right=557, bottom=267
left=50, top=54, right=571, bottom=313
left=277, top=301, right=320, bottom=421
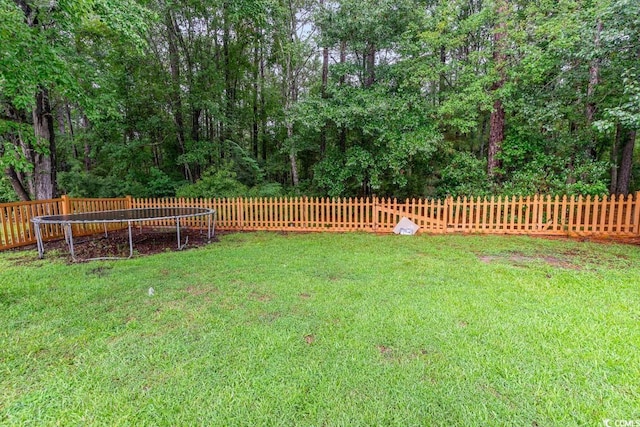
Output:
left=487, top=0, right=508, bottom=180
left=594, top=0, right=640, bottom=194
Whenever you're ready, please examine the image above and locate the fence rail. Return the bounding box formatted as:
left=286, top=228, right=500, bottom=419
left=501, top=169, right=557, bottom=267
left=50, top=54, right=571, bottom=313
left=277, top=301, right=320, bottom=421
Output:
left=1, top=193, right=639, bottom=251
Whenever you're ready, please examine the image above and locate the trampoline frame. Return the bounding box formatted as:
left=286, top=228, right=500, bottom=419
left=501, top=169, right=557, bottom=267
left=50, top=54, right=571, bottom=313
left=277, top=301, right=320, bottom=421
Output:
left=31, top=207, right=216, bottom=261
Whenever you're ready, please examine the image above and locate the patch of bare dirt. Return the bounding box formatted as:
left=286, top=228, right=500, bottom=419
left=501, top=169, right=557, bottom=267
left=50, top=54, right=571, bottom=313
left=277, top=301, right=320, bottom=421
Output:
left=258, top=312, right=281, bottom=322
left=535, top=234, right=640, bottom=247
left=249, top=291, right=272, bottom=302
left=478, top=252, right=580, bottom=269
left=304, top=334, right=315, bottom=345
left=87, top=265, right=113, bottom=277
left=185, top=285, right=217, bottom=297
left=478, top=255, right=499, bottom=263
left=377, top=345, right=393, bottom=356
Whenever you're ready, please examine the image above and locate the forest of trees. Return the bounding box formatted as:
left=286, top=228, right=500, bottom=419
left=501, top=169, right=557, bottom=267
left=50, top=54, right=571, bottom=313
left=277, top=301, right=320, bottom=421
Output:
left=1, top=0, right=639, bottom=202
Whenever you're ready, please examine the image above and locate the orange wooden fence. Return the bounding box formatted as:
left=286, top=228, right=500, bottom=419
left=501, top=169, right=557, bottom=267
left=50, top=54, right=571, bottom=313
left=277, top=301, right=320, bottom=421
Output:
left=129, top=196, right=449, bottom=233
left=446, top=194, right=640, bottom=235
left=0, top=195, right=129, bottom=250
left=130, top=194, right=640, bottom=236
left=1, top=193, right=639, bottom=251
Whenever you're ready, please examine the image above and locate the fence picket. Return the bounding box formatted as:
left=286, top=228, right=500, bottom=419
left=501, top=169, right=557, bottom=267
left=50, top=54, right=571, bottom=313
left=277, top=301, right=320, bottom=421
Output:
left=633, top=192, right=640, bottom=234
left=615, top=193, right=624, bottom=234
left=624, top=194, right=633, bottom=234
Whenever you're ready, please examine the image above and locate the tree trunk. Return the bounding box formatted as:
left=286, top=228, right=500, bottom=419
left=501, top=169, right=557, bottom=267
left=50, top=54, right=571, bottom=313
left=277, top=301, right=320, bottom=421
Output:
left=221, top=2, right=235, bottom=157
left=282, top=1, right=300, bottom=187
left=191, top=108, right=201, bottom=143
left=61, top=102, right=80, bottom=161
left=287, top=72, right=299, bottom=187
left=79, top=113, right=92, bottom=172
left=617, top=130, right=636, bottom=195
left=252, top=38, right=260, bottom=159
left=586, top=20, right=602, bottom=126
left=364, top=42, right=375, bottom=88
left=320, top=40, right=328, bottom=156
left=0, top=137, right=31, bottom=201
left=610, top=124, right=621, bottom=193
left=439, top=45, right=446, bottom=105
left=32, top=87, right=56, bottom=199
left=16, top=133, right=35, bottom=197
left=487, top=0, right=508, bottom=179
left=166, top=11, right=190, bottom=181
left=13, top=0, right=55, bottom=199
left=339, top=40, right=347, bottom=153
left=152, top=142, right=161, bottom=168
left=288, top=125, right=299, bottom=187
left=260, top=42, right=267, bottom=162
left=488, top=99, right=505, bottom=177
left=56, top=102, right=66, bottom=135
left=5, top=167, right=31, bottom=201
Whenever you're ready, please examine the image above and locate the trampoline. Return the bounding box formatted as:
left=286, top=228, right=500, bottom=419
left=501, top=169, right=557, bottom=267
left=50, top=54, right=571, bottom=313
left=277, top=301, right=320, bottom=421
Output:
left=31, top=207, right=216, bottom=261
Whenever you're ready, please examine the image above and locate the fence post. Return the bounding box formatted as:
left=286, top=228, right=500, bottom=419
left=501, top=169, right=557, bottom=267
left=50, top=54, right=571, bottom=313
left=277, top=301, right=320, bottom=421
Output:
left=444, top=197, right=452, bottom=233
left=303, top=196, right=308, bottom=230
left=237, top=198, right=244, bottom=230
left=125, top=195, right=133, bottom=209
left=61, top=194, right=71, bottom=215
left=372, top=197, right=379, bottom=232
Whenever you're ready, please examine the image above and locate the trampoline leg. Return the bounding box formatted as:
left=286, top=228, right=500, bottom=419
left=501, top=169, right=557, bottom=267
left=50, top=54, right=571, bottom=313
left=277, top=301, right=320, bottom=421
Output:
left=176, top=217, right=180, bottom=249
left=211, top=211, right=216, bottom=238
left=104, top=223, right=108, bottom=238
left=176, top=217, right=187, bottom=250
left=207, top=213, right=212, bottom=241
left=35, top=223, right=44, bottom=259
left=65, top=223, right=77, bottom=262
left=127, top=221, right=134, bottom=258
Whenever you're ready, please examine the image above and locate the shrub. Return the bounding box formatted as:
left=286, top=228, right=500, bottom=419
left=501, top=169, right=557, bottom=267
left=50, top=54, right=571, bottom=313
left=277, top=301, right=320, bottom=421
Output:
left=438, top=153, right=490, bottom=198
left=177, top=165, right=248, bottom=198
left=0, top=176, right=17, bottom=202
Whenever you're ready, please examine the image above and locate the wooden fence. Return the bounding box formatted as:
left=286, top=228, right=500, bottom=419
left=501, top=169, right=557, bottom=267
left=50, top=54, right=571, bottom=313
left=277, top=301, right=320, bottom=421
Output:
left=0, top=195, right=129, bottom=250
left=1, top=193, right=639, bottom=251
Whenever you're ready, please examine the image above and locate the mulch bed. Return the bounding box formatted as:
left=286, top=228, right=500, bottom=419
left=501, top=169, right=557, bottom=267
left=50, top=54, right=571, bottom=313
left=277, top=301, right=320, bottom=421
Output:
left=35, top=227, right=220, bottom=262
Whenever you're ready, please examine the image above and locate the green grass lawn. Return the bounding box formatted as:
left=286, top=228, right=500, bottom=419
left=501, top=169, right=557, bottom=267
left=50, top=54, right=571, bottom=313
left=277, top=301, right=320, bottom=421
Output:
left=1, top=232, right=639, bottom=426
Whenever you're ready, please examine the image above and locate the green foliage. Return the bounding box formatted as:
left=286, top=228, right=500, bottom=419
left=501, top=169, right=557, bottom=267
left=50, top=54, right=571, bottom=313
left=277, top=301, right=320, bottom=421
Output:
left=438, top=152, right=490, bottom=198
left=0, top=175, right=16, bottom=202
left=313, top=148, right=371, bottom=197
left=0, top=121, right=36, bottom=173
left=3, top=0, right=638, bottom=199
left=594, top=0, right=640, bottom=131
left=497, top=128, right=610, bottom=196
left=247, top=182, right=285, bottom=198
left=500, top=159, right=609, bottom=197
left=225, top=140, right=264, bottom=187
left=57, top=165, right=103, bottom=198
left=177, top=162, right=287, bottom=199
left=58, top=161, right=179, bottom=198
left=595, top=70, right=640, bottom=132
left=437, top=144, right=609, bottom=198
left=303, top=71, right=444, bottom=197
left=177, top=164, right=249, bottom=198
